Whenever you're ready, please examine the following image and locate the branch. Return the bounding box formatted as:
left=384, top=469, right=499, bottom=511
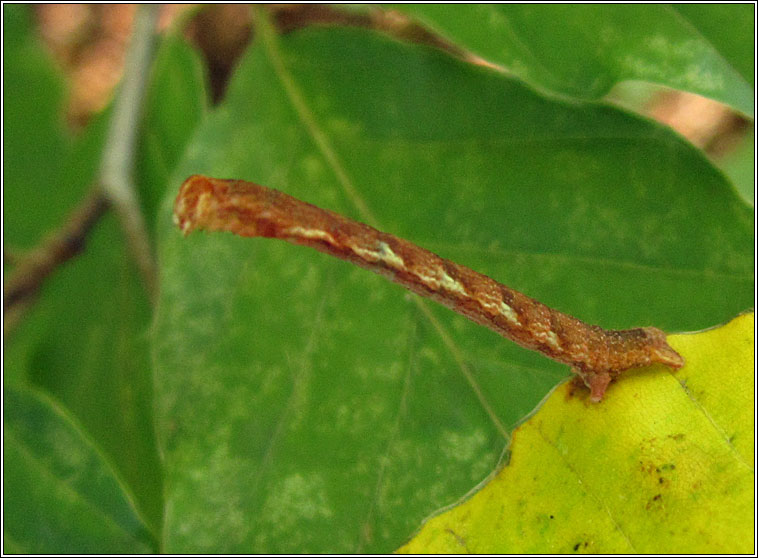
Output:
left=98, top=4, right=160, bottom=302
left=3, top=190, right=109, bottom=337
left=4, top=5, right=161, bottom=338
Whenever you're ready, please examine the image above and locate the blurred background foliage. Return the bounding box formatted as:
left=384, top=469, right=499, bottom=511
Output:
left=3, top=4, right=754, bottom=553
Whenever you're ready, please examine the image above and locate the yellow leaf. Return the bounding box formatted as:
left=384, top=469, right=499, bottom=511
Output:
left=398, top=313, right=754, bottom=554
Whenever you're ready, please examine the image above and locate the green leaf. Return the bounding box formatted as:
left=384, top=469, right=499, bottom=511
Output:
left=13, top=210, right=162, bottom=532
left=153, top=22, right=752, bottom=553
left=3, top=24, right=206, bottom=538
left=672, top=4, right=755, bottom=88
left=395, top=4, right=754, bottom=117
left=2, top=4, right=74, bottom=249
left=138, top=32, right=208, bottom=238
left=720, top=129, right=755, bottom=206
left=3, top=385, right=153, bottom=553
left=398, top=312, right=754, bottom=553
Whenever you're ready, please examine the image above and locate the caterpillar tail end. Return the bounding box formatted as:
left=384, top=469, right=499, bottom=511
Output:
left=173, top=175, right=216, bottom=237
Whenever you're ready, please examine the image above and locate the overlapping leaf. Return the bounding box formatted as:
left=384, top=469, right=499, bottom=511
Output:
left=153, top=19, right=752, bottom=553
left=3, top=4, right=753, bottom=553
left=4, top=386, right=152, bottom=553
left=3, top=4, right=73, bottom=250
left=3, top=7, right=207, bottom=545
left=398, top=313, right=754, bottom=554
left=397, top=4, right=754, bottom=116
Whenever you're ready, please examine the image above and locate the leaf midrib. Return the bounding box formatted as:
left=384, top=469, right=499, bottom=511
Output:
left=257, top=11, right=512, bottom=441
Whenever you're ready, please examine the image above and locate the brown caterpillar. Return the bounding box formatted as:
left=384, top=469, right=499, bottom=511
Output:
left=173, top=175, right=684, bottom=401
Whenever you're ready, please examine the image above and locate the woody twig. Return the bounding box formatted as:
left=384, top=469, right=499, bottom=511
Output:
left=4, top=5, right=160, bottom=338
left=4, top=190, right=109, bottom=337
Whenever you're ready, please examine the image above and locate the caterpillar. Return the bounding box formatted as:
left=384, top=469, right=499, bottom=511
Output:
left=174, top=175, right=684, bottom=401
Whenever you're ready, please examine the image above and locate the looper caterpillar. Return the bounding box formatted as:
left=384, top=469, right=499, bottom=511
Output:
left=173, top=175, right=684, bottom=402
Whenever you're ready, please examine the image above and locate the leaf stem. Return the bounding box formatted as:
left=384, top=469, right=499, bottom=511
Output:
left=4, top=5, right=161, bottom=338
left=3, top=189, right=109, bottom=339
left=99, top=4, right=160, bottom=303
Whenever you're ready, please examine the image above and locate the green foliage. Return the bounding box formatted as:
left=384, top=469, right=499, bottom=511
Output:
left=4, top=6, right=207, bottom=546
left=400, top=314, right=754, bottom=553
left=3, top=4, right=73, bottom=248
left=671, top=3, right=755, bottom=88
left=397, top=4, right=755, bottom=116
left=138, top=33, right=208, bottom=237
left=3, top=5, right=753, bottom=554
left=4, top=386, right=152, bottom=553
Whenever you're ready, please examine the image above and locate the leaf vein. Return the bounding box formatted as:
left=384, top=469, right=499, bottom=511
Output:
left=536, top=425, right=637, bottom=552
left=259, top=13, right=510, bottom=441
